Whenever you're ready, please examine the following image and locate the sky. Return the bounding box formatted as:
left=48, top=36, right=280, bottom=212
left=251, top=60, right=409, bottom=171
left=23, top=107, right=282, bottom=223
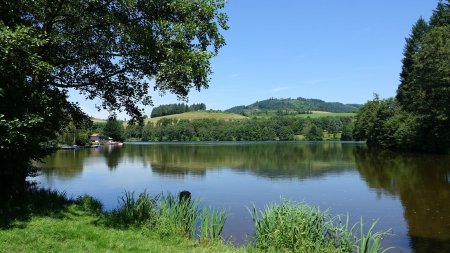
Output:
left=69, top=0, right=439, bottom=119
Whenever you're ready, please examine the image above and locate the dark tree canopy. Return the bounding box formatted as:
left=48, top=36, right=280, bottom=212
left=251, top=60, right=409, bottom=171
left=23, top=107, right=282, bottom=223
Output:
left=0, top=0, right=228, bottom=197
left=1, top=0, right=227, bottom=121
left=150, top=102, right=206, bottom=117
left=103, top=117, right=125, bottom=142
left=355, top=1, right=450, bottom=153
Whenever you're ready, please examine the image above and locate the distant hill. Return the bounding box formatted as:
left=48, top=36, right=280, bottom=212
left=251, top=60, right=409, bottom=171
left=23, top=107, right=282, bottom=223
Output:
left=226, top=98, right=361, bottom=115
left=145, top=111, right=247, bottom=124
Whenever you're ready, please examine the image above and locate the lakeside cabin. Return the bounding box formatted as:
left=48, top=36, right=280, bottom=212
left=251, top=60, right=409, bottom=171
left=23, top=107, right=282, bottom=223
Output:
left=89, top=133, right=110, bottom=144
left=89, top=133, right=123, bottom=146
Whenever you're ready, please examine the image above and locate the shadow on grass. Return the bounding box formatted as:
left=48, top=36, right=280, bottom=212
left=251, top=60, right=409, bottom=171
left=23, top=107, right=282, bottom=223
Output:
left=0, top=186, right=74, bottom=229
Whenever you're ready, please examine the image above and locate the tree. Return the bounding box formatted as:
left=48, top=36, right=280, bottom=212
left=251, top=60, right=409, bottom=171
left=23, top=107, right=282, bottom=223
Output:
left=340, top=121, right=354, bottom=141
left=396, top=17, right=429, bottom=109
left=303, top=123, right=323, bottom=141
left=0, top=0, right=228, bottom=197
left=397, top=1, right=449, bottom=152
left=103, top=117, right=125, bottom=141
left=406, top=25, right=450, bottom=151
left=354, top=1, right=449, bottom=153
left=429, top=0, right=450, bottom=27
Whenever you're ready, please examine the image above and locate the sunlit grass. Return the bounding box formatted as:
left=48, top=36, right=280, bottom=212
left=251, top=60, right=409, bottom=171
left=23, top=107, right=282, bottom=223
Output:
left=248, top=200, right=392, bottom=253
left=146, top=111, right=248, bottom=124
left=0, top=189, right=392, bottom=253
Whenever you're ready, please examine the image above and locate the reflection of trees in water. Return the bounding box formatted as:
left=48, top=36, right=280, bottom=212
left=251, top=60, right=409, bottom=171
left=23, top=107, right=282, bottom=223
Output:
left=40, top=150, right=87, bottom=179
left=354, top=147, right=450, bottom=253
left=123, top=142, right=357, bottom=179
left=102, top=145, right=125, bottom=170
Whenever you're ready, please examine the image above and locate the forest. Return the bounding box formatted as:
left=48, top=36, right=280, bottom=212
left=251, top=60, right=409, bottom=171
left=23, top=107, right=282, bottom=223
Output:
left=151, top=103, right=207, bottom=118
left=123, top=116, right=354, bottom=142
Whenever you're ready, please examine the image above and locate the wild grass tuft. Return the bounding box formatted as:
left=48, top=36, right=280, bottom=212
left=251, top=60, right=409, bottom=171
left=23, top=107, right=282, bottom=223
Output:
left=248, top=199, right=392, bottom=253
left=355, top=218, right=393, bottom=253
left=105, top=191, right=158, bottom=228
left=158, top=193, right=200, bottom=239
left=200, top=206, right=229, bottom=242
left=76, top=194, right=103, bottom=215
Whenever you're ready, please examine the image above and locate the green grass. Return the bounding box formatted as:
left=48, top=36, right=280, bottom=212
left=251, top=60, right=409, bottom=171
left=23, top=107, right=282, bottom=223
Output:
left=248, top=200, right=392, bottom=253
left=0, top=190, right=392, bottom=253
left=91, top=117, right=107, bottom=123
left=146, top=111, right=248, bottom=124
left=0, top=205, right=241, bottom=253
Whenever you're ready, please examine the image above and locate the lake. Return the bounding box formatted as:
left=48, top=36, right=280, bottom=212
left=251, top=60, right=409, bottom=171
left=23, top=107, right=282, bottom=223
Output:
left=36, top=142, right=450, bottom=253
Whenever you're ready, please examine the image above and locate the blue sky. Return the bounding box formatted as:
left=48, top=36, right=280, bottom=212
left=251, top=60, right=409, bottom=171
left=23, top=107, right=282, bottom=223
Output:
left=70, top=0, right=439, bottom=119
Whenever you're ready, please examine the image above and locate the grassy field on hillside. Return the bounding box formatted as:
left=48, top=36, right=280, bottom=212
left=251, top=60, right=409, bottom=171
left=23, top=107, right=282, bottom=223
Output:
left=146, top=111, right=248, bottom=124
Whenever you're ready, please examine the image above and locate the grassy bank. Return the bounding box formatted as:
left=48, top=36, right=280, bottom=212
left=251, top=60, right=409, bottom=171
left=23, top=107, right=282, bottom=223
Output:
left=0, top=189, right=392, bottom=253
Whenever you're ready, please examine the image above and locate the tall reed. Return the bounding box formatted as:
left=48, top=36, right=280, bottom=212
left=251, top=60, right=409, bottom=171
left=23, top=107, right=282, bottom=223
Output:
left=248, top=199, right=392, bottom=253
left=200, top=206, right=229, bottom=242
left=158, top=193, right=200, bottom=238
left=105, top=191, right=158, bottom=228
left=355, top=218, right=393, bottom=253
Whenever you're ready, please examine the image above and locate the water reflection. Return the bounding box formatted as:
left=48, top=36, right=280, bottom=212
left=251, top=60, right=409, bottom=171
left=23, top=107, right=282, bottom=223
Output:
left=355, top=147, right=450, bottom=253
left=42, top=142, right=357, bottom=179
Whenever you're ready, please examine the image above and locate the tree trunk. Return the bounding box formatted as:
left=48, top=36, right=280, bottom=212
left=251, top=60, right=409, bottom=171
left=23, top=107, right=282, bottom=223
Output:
left=0, top=158, right=29, bottom=200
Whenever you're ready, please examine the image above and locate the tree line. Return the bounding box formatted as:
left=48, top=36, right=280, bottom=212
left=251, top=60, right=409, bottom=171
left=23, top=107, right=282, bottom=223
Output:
left=354, top=1, right=449, bottom=153
left=124, top=116, right=354, bottom=142
left=151, top=103, right=207, bottom=118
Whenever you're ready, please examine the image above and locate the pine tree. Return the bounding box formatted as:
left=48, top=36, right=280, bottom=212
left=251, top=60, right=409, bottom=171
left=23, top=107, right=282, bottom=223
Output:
left=396, top=18, right=429, bottom=109
left=429, top=0, right=450, bottom=27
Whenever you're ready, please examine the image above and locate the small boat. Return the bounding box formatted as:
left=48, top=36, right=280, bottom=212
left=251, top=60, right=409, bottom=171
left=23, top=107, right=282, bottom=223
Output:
left=60, top=144, right=78, bottom=150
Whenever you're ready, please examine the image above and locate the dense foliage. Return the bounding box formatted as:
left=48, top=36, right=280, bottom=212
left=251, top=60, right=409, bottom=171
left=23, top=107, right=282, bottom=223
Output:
left=354, top=1, right=450, bottom=153
left=0, top=0, right=228, bottom=197
left=125, top=116, right=354, bottom=142
left=151, top=103, right=206, bottom=118
left=103, top=117, right=125, bottom=142
left=226, top=97, right=360, bottom=116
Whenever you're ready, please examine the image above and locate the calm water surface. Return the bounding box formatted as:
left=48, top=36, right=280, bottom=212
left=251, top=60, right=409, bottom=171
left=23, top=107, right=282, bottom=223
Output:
left=36, top=142, right=450, bottom=253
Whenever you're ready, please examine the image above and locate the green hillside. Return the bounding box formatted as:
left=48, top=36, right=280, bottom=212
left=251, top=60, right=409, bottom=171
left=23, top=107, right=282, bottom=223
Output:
left=146, top=111, right=247, bottom=124
left=226, top=97, right=361, bottom=116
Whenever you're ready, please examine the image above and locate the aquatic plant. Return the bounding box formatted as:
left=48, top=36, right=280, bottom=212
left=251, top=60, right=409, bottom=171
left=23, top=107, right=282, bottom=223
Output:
left=106, top=191, right=158, bottom=228
left=355, top=218, right=393, bottom=253
left=158, top=193, right=200, bottom=239
left=200, top=206, right=229, bottom=242
left=248, top=200, right=392, bottom=253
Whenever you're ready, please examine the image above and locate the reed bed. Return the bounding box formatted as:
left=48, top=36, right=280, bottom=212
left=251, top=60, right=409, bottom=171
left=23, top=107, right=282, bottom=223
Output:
left=248, top=199, right=392, bottom=253
left=101, top=191, right=228, bottom=242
